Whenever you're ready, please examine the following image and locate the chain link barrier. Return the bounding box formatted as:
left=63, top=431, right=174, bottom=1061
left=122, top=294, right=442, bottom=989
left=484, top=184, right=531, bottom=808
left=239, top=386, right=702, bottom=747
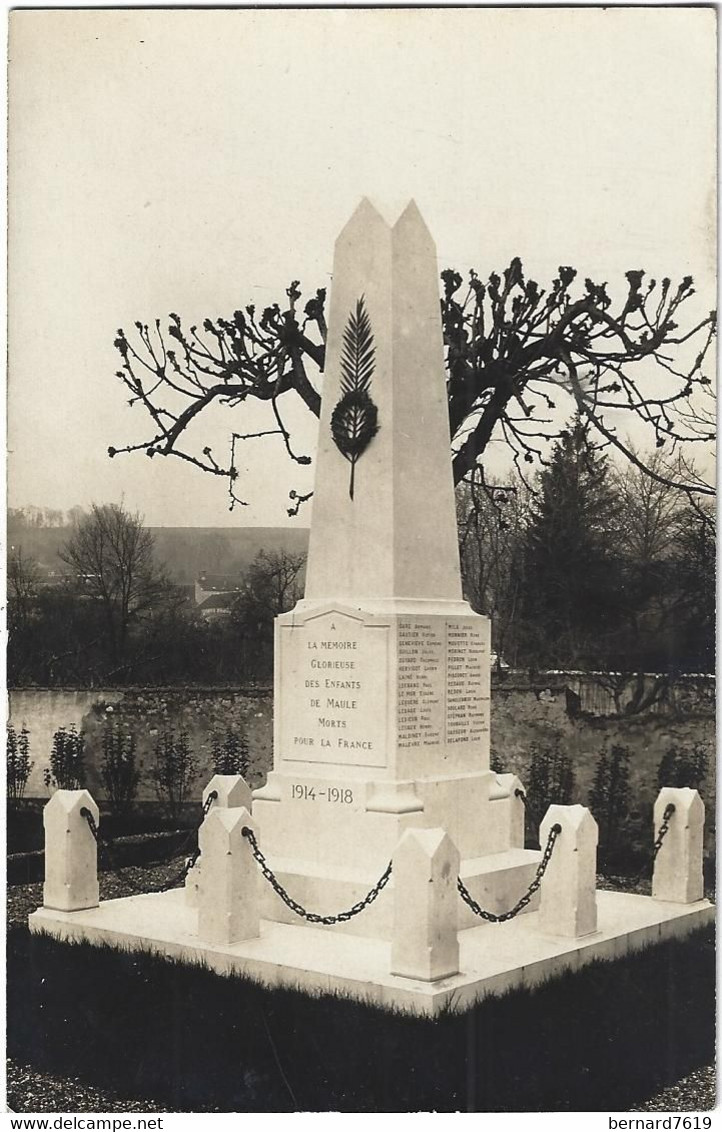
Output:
left=80, top=790, right=218, bottom=896
left=598, top=800, right=676, bottom=887
left=78, top=794, right=678, bottom=912
left=514, top=787, right=543, bottom=835
left=652, top=803, right=676, bottom=860
left=458, top=821, right=561, bottom=923
left=241, top=825, right=392, bottom=925
left=519, top=789, right=676, bottom=883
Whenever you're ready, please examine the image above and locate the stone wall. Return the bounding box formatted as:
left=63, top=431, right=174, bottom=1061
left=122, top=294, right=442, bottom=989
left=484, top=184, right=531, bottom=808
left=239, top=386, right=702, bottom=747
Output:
left=10, top=683, right=715, bottom=854
left=10, top=689, right=127, bottom=798
left=9, top=687, right=273, bottom=804
left=490, top=683, right=716, bottom=855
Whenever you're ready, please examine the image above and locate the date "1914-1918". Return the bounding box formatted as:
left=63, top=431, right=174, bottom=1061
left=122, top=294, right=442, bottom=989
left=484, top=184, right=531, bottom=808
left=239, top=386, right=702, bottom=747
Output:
left=291, top=784, right=354, bottom=804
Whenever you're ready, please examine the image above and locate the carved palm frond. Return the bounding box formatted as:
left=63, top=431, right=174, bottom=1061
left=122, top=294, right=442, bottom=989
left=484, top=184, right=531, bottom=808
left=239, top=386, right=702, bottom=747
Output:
left=331, top=296, right=380, bottom=499
left=340, top=296, right=375, bottom=397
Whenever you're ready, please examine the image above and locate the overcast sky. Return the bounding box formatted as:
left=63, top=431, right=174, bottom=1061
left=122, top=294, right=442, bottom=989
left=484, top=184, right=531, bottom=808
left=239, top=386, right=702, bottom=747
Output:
left=8, top=7, right=716, bottom=527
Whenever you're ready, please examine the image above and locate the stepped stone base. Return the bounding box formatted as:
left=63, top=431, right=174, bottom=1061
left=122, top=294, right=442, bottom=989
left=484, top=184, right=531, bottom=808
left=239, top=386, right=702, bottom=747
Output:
left=256, top=847, right=542, bottom=938
left=29, top=890, right=713, bottom=1017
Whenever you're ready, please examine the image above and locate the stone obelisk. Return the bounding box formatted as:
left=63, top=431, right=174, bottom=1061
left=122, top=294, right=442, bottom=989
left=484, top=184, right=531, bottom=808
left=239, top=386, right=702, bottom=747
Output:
left=253, top=200, right=534, bottom=937
left=304, top=197, right=461, bottom=603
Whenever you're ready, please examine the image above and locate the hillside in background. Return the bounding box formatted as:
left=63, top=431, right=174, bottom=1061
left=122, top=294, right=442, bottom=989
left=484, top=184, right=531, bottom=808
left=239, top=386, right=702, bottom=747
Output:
left=151, top=527, right=309, bottom=582
left=8, top=524, right=310, bottom=583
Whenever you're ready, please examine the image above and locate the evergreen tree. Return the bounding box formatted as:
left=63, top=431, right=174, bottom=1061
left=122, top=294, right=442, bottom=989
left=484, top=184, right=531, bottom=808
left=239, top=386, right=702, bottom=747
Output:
left=210, top=728, right=250, bottom=777
left=7, top=725, right=33, bottom=805
left=656, top=742, right=709, bottom=792
left=101, top=721, right=140, bottom=816
left=152, top=729, right=198, bottom=821
left=589, top=744, right=631, bottom=868
left=519, top=417, right=621, bottom=668
left=524, top=740, right=575, bottom=845
left=44, top=726, right=85, bottom=791
left=674, top=502, right=715, bottom=673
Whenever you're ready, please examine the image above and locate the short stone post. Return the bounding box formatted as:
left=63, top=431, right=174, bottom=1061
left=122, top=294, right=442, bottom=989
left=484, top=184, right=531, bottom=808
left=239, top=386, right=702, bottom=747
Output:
left=185, top=774, right=253, bottom=907
left=539, top=805, right=598, bottom=938
left=197, top=806, right=260, bottom=945
left=488, top=773, right=526, bottom=851
left=652, top=787, right=704, bottom=904
left=43, top=790, right=100, bottom=912
left=390, top=827, right=460, bottom=982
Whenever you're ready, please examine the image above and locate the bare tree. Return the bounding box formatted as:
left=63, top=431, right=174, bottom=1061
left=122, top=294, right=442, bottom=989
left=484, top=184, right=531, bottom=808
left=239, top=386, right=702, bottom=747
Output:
left=457, top=471, right=529, bottom=667
left=59, top=503, right=172, bottom=663
left=609, top=450, right=713, bottom=669
left=231, top=549, right=307, bottom=678
left=7, top=548, right=40, bottom=634
left=235, top=549, right=307, bottom=621
left=109, top=264, right=715, bottom=511
left=613, top=451, right=687, bottom=566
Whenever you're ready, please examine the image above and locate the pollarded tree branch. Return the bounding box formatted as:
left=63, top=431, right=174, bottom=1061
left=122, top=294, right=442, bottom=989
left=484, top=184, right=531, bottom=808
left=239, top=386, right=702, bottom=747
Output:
left=110, top=263, right=716, bottom=510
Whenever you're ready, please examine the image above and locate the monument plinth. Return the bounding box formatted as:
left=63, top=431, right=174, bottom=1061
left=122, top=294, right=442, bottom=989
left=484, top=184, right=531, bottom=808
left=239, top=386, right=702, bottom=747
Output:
left=253, top=200, right=536, bottom=933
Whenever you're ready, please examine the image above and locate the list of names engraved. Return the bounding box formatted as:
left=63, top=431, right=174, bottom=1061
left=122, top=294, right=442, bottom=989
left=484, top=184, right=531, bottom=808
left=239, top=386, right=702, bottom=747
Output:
left=397, top=617, right=489, bottom=748
left=445, top=619, right=488, bottom=744
left=397, top=620, right=445, bottom=748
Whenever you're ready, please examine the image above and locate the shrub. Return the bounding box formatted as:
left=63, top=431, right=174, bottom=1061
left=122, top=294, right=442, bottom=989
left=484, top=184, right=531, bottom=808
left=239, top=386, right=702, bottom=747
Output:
left=489, top=748, right=504, bottom=775
left=524, top=740, right=575, bottom=841
left=7, top=725, right=32, bottom=804
left=44, top=726, right=85, bottom=791
left=152, top=729, right=197, bottom=820
left=101, top=721, right=140, bottom=815
left=656, top=742, right=709, bottom=792
left=589, top=743, right=631, bottom=869
left=211, top=727, right=250, bottom=777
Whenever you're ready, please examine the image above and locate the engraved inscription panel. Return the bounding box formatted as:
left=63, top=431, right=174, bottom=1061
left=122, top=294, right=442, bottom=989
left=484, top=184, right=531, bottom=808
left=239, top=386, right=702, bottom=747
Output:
left=397, top=616, right=489, bottom=749
left=279, top=611, right=388, bottom=767
left=445, top=618, right=489, bottom=745
left=397, top=620, right=445, bottom=749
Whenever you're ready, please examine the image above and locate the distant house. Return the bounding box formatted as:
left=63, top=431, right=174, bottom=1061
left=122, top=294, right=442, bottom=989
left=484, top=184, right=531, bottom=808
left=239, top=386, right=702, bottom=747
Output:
left=197, top=593, right=239, bottom=620
left=195, top=573, right=245, bottom=620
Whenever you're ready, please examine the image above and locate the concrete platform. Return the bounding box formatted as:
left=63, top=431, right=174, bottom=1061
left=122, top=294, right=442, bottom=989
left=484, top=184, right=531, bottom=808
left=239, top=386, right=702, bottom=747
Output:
left=29, top=889, right=714, bottom=1017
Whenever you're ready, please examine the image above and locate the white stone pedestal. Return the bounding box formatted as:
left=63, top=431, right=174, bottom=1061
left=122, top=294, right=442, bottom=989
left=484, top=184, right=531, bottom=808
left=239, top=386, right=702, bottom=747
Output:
left=539, top=805, right=598, bottom=938
left=198, top=807, right=259, bottom=945
left=253, top=599, right=540, bottom=935
left=652, top=788, right=705, bottom=904
left=29, top=888, right=714, bottom=1017
left=391, top=827, right=460, bottom=981
left=42, top=790, right=99, bottom=912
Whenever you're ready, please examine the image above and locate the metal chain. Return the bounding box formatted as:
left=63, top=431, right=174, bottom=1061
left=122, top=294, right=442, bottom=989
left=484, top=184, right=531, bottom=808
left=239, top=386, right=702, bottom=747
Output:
left=514, top=787, right=542, bottom=831
left=80, top=790, right=218, bottom=896
left=242, top=825, right=392, bottom=925
left=599, top=802, right=677, bottom=887
left=652, top=803, right=676, bottom=860
left=81, top=809, right=191, bottom=894
left=458, top=822, right=562, bottom=923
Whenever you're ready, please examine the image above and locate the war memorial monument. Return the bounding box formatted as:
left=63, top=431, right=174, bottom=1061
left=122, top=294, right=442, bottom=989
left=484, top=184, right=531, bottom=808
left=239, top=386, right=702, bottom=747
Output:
left=30, top=201, right=713, bottom=1016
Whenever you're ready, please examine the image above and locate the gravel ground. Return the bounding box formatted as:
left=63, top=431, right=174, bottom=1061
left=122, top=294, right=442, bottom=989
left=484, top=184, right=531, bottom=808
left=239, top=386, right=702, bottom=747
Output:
left=6, top=1060, right=181, bottom=1114
left=8, top=867, right=716, bottom=1114
left=586, top=873, right=716, bottom=1112
left=7, top=1056, right=716, bottom=1115
left=8, top=858, right=188, bottom=926
left=629, top=1066, right=717, bottom=1112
